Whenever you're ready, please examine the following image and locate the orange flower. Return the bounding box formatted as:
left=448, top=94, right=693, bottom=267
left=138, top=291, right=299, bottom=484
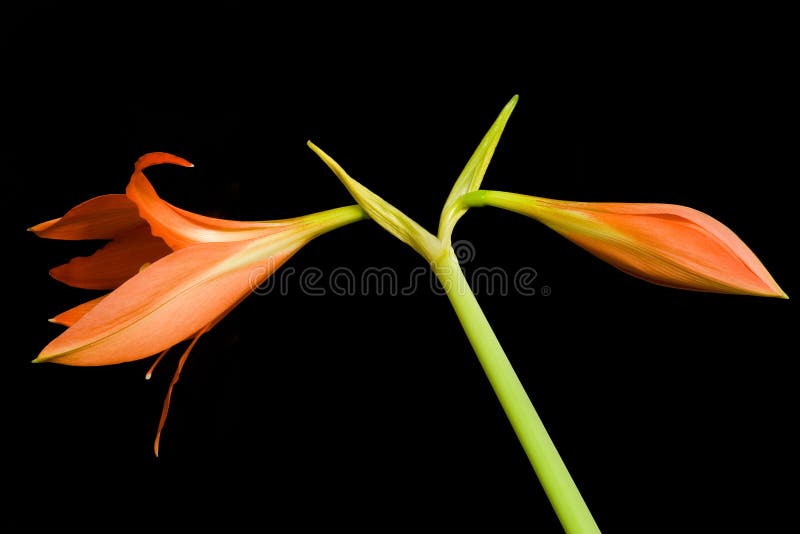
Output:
left=32, top=153, right=366, bottom=454
left=465, top=190, right=787, bottom=298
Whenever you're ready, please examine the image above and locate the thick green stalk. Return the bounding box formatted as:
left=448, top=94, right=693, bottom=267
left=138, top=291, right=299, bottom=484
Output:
left=431, top=248, right=600, bottom=534
left=307, top=139, right=600, bottom=531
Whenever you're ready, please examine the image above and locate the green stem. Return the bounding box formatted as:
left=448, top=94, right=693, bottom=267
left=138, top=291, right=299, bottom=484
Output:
left=431, top=248, right=600, bottom=534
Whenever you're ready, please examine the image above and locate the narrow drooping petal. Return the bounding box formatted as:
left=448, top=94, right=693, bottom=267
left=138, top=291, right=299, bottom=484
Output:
left=29, top=194, right=142, bottom=240
left=49, top=295, right=107, bottom=327
left=126, top=152, right=307, bottom=249
left=472, top=191, right=787, bottom=298
left=34, top=236, right=298, bottom=366
left=49, top=225, right=172, bottom=289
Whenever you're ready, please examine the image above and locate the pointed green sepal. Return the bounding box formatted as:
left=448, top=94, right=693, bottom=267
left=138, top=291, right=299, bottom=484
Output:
left=307, top=141, right=443, bottom=263
left=437, top=95, right=518, bottom=244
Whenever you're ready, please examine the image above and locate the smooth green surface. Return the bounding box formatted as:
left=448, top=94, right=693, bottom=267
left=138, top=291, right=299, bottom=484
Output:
left=433, top=248, right=601, bottom=534
left=314, top=96, right=601, bottom=532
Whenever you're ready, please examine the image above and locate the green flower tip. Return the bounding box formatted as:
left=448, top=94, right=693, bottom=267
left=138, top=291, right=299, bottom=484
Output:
left=437, top=94, right=519, bottom=243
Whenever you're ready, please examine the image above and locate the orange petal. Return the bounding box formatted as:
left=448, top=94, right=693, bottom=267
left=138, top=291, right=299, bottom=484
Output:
left=35, top=237, right=297, bottom=366
left=49, top=295, right=107, bottom=327
left=29, top=194, right=142, bottom=240
left=49, top=225, right=172, bottom=289
left=482, top=192, right=787, bottom=298
left=126, top=152, right=301, bottom=249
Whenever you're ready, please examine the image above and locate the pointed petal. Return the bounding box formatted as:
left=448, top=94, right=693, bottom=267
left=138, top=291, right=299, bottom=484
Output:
left=126, top=152, right=302, bottom=249
left=29, top=194, right=142, bottom=240
left=480, top=191, right=787, bottom=298
left=35, top=237, right=296, bottom=366
left=49, top=295, right=107, bottom=327
left=438, top=95, right=518, bottom=242
left=307, top=142, right=441, bottom=262
left=49, top=225, right=173, bottom=289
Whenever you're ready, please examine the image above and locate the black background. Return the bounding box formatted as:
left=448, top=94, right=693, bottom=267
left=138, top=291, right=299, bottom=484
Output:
left=3, top=3, right=796, bottom=531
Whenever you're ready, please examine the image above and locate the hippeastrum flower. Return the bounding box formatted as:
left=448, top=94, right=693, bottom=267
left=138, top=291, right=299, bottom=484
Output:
left=32, top=152, right=366, bottom=454
left=460, top=190, right=787, bottom=298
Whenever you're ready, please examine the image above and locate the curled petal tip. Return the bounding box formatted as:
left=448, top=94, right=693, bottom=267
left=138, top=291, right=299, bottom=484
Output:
left=134, top=152, right=194, bottom=172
